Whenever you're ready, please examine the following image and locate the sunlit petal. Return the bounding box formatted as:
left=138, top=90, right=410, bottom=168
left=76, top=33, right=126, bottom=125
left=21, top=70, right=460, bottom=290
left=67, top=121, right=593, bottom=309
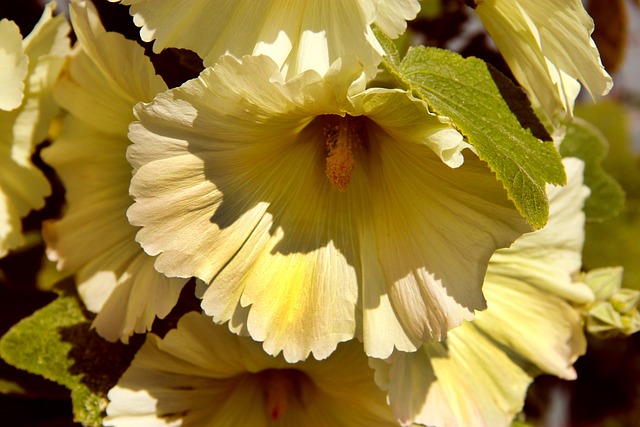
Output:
left=0, top=19, right=28, bottom=111
left=109, top=0, right=420, bottom=77
left=128, top=54, right=529, bottom=362
left=475, top=0, right=612, bottom=129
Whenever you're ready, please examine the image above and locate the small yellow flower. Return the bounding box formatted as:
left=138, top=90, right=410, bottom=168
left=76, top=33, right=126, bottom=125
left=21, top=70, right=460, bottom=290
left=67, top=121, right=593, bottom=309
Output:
left=126, top=54, right=531, bottom=362
left=0, top=1, right=70, bottom=258
left=105, top=311, right=398, bottom=427
left=42, top=0, right=187, bottom=342
left=108, top=0, right=421, bottom=77
left=373, top=158, right=595, bottom=427
left=473, top=0, right=613, bottom=130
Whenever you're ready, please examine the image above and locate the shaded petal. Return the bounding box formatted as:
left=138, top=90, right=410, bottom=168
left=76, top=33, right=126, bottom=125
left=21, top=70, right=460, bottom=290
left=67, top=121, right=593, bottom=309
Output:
left=42, top=1, right=184, bottom=343
left=370, top=138, right=530, bottom=347
left=57, top=1, right=167, bottom=135
left=128, top=54, right=529, bottom=362
left=106, top=312, right=396, bottom=427
left=0, top=1, right=69, bottom=257
left=475, top=0, right=612, bottom=128
left=0, top=189, right=24, bottom=258
left=374, top=158, right=592, bottom=426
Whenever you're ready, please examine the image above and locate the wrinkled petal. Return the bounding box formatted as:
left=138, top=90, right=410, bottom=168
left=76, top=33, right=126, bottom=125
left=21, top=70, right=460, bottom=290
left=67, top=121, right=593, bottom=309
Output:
left=109, top=0, right=420, bottom=77
left=374, top=158, right=594, bottom=426
left=0, top=1, right=69, bottom=257
left=0, top=19, right=28, bottom=111
left=128, top=54, right=529, bottom=362
left=105, top=312, right=396, bottom=427
left=42, top=0, right=185, bottom=342
left=475, top=0, right=612, bottom=129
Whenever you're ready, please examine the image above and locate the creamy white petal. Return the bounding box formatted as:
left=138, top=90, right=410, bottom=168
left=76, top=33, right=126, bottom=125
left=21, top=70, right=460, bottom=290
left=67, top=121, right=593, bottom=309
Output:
left=0, top=1, right=69, bottom=257
left=42, top=0, right=185, bottom=342
left=375, top=158, right=593, bottom=426
left=128, top=54, right=529, bottom=361
left=475, top=0, right=612, bottom=128
left=109, top=0, right=420, bottom=77
left=105, top=312, right=396, bottom=427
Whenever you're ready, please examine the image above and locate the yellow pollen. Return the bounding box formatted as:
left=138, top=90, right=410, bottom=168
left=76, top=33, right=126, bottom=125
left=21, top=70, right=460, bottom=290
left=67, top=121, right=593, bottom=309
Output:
left=323, top=116, right=364, bottom=191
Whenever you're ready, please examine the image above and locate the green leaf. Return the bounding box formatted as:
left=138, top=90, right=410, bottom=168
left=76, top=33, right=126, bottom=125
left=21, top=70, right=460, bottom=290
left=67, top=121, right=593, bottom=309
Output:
left=0, top=283, right=140, bottom=427
left=397, top=46, right=565, bottom=229
left=560, top=117, right=625, bottom=220
left=372, top=27, right=402, bottom=68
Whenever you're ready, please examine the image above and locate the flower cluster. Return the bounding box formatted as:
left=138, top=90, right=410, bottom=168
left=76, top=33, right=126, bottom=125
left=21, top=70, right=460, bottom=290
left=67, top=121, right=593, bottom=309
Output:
left=0, top=0, right=634, bottom=426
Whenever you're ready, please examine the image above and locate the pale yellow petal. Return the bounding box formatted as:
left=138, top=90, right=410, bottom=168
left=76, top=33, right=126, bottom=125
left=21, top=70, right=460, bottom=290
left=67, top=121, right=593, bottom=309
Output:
left=476, top=272, right=586, bottom=379
left=42, top=0, right=183, bottom=342
left=475, top=0, right=612, bottom=128
left=373, top=0, right=421, bottom=38
left=128, top=54, right=529, bottom=362
left=61, top=1, right=167, bottom=135
left=518, top=0, right=613, bottom=98
left=426, top=326, right=532, bottom=427
left=370, top=141, right=529, bottom=346
left=0, top=190, right=24, bottom=258
left=0, top=19, right=28, bottom=111
left=109, top=0, right=419, bottom=77
left=0, top=2, right=68, bottom=257
left=16, top=0, right=70, bottom=152
left=375, top=158, right=592, bottom=426
left=106, top=312, right=396, bottom=427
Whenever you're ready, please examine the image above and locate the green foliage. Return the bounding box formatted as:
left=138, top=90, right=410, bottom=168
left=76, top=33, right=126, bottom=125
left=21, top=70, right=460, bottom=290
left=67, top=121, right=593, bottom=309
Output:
left=377, top=40, right=565, bottom=229
left=0, top=283, right=140, bottom=427
left=560, top=117, right=625, bottom=220
left=575, top=102, right=640, bottom=291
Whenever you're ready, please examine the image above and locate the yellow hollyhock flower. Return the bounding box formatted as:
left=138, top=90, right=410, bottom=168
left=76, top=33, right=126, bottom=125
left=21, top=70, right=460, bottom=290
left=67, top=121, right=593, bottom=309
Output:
left=108, top=0, right=420, bottom=78
left=126, top=53, right=531, bottom=362
left=0, top=1, right=70, bottom=258
left=472, top=0, right=613, bottom=130
left=41, top=0, right=187, bottom=342
left=104, top=311, right=398, bottom=427
left=372, top=158, right=595, bottom=427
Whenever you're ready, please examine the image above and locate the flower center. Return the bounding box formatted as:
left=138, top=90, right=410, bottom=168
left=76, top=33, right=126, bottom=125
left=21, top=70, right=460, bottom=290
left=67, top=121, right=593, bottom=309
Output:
left=322, top=115, right=367, bottom=191
left=257, top=369, right=312, bottom=421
